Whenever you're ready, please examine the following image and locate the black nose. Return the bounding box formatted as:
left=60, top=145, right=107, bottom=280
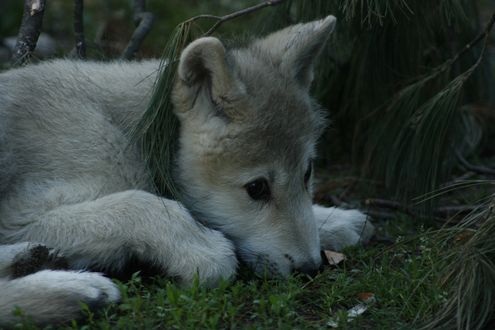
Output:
left=295, top=261, right=321, bottom=278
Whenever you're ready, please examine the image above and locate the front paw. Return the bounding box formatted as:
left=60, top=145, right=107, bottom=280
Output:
left=10, top=270, right=120, bottom=323
left=167, top=229, right=238, bottom=287
left=314, top=205, right=374, bottom=251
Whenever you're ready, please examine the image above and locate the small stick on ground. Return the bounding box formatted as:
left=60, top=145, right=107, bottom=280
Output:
left=365, top=198, right=414, bottom=215
left=12, top=0, right=47, bottom=66
left=121, top=0, right=154, bottom=60
left=73, top=0, right=86, bottom=59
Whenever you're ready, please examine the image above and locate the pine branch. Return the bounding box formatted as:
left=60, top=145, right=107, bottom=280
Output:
left=12, top=0, right=47, bottom=66
left=424, top=199, right=495, bottom=329
left=361, top=9, right=495, bottom=204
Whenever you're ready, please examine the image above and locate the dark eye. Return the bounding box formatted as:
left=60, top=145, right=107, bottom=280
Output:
left=244, top=178, right=271, bottom=201
left=304, top=161, right=312, bottom=186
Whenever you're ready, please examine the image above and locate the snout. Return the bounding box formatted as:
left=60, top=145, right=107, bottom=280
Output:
left=294, top=257, right=322, bottom=277
left=239, top=246, right=323, bottom=278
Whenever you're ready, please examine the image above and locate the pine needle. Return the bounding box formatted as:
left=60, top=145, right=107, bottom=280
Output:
left=357, top=9, right=494, bottom=209
left=131, top=22, right=194, bottom=199
left=422, top=197, right=495, bottom=330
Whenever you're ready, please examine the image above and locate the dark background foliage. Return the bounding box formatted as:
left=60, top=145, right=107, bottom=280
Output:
left=2, top=2, right=495, bottom=328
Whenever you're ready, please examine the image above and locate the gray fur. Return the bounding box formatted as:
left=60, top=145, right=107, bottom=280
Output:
left=0, top=16, right=373, bottom=325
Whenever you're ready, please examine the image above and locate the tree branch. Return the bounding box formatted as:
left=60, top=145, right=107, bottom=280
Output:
left=73, top=0, right=86, bottom=59
left=184, top=0, right=286, bottom=37
left=12, top=0, right=47, bottom=66
left=121, top=0, right=154, bottom=60
left=456, top=152, right=495, bottom=176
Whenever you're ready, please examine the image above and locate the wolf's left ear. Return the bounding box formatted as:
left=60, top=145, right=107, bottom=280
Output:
left=255, top=15, right=336, bottom=89
left=177, top=37, right=231, bottom=91
left=174, top=37, right=245, bottom=118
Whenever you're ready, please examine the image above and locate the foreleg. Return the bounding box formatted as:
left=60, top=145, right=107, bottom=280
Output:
left=10, top=190, right=237, bottom=286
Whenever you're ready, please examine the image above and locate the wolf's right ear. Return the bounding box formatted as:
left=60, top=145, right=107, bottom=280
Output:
left=174, top=37, right=243, bottom=118
left=254, top=15, right=337, bottom=89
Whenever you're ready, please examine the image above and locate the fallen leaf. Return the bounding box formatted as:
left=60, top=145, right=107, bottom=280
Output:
left=327, top=293, right=376, bottom=327
left=324, top=250, right=346, bottom=265
left=454, top=230, right=473, bottom=242
left=357, top=292, right=375, bottom=303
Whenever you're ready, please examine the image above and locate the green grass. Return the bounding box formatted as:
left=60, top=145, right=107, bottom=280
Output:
left=10, top=217, right=450, bottom=329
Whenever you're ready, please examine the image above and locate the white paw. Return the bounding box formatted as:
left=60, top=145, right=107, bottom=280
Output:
left=3, top=270, right=120, bottom=325
left=170, top=229, right=238, bottom=288
left=314, top=205, right=375, bottom=251
left=61, top=271, right=121, bottom=304
left=24, top=270, right=120, bottom=303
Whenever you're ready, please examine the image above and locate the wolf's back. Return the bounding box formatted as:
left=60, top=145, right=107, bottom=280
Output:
left=0, top=60, right=159, bottom=199
left=0, top=76, right=16, bottom=198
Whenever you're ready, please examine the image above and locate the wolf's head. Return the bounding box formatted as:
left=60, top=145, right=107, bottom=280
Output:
left=172, top=16, right=336, bottom=277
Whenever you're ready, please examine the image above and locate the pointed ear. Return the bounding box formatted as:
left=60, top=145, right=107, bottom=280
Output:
left=255, top=15, right=336, bottom=89
left=174, top=37, right=244, bottom=117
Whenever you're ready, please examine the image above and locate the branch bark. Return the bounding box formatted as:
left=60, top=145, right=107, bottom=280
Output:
left=121, top=0, right=154, bottom=60
left=12, top=0, right=47, bottom=66
left=73, top=0, right=86, bottom=59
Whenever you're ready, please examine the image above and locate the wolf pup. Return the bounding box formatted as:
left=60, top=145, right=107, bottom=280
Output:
left=0, top=15, right=373, bottom=325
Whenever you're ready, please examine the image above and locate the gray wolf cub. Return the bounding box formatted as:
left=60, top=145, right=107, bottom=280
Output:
left=0, top=15, right=373, bottom=325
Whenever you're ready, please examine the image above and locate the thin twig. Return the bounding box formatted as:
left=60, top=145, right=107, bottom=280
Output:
left=338, top=179, right=357, bottom=200
left=121, top=0, right=154, bottom=60
left=12, top=0, right=47, bottom=66
left=404, top=11, right=495, bottom=78
left=440, top=171, right=476, bottom=188
left=365, top=198, right=413, bottom=215
left=434, top=205, right=481, bottom=218
left=74, top=0, right=86, bottom=59
left=328, top=195, right=344, bottom=207
left=445, top=12, right=495, bottom=67
left=363, top=209, right=396, bottom=220
left=183, top=0, right=286, bottom=37
left=456, top=152, right=495, bottom=176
